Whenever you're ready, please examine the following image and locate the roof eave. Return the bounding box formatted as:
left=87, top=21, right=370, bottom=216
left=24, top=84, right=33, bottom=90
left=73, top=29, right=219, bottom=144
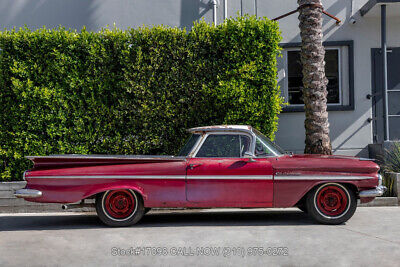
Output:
left=360, top=0, right=400, bottom=16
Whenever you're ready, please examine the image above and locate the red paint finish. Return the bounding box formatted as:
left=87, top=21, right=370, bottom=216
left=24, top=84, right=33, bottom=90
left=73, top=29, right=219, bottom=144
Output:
left=27, top=155, right=186, bottom=170
left=273, top=154, right=380, bottom=174
left=25, top=161, right=188, bottom=207
left=22, top=153, right=381, bottom=208
left=186, top=158, right=273, bottom=204
left=272, top=155, right=380, bottom=207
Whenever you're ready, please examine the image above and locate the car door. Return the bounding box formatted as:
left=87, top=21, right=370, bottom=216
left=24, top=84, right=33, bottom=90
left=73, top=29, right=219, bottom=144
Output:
left=186, top=133, right=274, bottom=206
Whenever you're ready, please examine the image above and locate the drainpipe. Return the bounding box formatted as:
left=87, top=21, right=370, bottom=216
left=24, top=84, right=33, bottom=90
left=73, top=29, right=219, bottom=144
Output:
left=224, top=0, right=228, bottom=21
left=381, top=4, right=390, bottom=141
left=254, top=0, right=258, bottom=17
left=211, top=0, right=218, bottom=26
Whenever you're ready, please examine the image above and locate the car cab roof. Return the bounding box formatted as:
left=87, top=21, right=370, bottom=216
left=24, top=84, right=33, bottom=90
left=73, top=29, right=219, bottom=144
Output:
left=188, top=125, right=253, bottom=134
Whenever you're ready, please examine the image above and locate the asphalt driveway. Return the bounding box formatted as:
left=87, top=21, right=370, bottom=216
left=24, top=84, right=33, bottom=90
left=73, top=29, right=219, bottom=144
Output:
left=0, top=207, right=399, bottom=266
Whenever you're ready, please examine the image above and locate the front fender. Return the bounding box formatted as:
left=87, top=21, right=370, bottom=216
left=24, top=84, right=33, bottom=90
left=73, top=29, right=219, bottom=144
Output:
left=274, top=179, right=361, bottom=208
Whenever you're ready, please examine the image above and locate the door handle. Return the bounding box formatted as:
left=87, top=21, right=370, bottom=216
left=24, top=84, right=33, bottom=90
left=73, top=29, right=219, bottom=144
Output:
left=188, top=164, right=203, bottom=170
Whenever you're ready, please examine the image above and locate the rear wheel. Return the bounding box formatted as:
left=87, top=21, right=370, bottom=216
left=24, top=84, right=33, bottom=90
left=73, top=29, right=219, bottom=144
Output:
left=96, top=189, right=145, bottom=227
left=306, top=183, right=356, bottom=225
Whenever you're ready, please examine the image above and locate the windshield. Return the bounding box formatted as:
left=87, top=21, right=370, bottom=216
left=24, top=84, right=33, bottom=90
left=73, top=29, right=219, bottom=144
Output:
left=253, top=129, right=285, bottom=156
left=177, top=134, right=200, bottom=156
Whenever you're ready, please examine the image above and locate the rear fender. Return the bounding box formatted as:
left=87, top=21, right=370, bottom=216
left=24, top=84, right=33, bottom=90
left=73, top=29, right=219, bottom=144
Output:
left=82, top=185, right=147, bottom=201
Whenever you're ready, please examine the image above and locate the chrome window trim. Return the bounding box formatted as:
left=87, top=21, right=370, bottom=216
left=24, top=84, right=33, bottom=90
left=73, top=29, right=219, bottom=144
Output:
left=187, top=133, right=205, bottom=158
left=192, top=131, right=255, bottom=158
left=254, top=135, right=279, bottom=157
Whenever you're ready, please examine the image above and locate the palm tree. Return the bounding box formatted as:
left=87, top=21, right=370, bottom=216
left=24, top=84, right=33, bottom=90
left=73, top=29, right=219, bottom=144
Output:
left=298, top=0, right=332, bottom=155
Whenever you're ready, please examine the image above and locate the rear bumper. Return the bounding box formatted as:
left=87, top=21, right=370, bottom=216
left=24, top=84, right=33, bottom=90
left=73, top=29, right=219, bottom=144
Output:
left=14, top=189, right=42, bottom=198
left=359, top=185, right=387, bottom=198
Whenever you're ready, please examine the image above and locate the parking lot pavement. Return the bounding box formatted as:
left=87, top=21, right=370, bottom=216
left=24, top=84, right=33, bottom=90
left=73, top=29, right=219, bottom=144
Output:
left=0, top=207, right=399, bottom=267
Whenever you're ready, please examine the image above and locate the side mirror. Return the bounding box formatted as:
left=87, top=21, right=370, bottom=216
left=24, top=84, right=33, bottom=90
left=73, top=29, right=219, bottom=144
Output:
left=243, top=151, right=256, bottom=162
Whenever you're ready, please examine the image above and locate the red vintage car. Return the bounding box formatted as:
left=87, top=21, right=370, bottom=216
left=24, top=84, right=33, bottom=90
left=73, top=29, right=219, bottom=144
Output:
left=15, top=125, right=385, bottom=226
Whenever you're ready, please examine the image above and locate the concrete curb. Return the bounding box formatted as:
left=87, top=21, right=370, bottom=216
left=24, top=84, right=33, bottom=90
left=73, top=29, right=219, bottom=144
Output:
left=358, top=197, right=398, bottom=207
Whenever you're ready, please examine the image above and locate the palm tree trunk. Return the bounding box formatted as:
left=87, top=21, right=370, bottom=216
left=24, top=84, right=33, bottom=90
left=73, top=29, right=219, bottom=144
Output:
left=298, top=0, right=332, bottom=155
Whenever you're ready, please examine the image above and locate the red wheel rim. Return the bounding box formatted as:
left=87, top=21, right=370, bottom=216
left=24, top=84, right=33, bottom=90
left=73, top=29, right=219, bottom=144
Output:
left=316, top=185, right=348, bottom=217
left=104, top=190, right=136, bottom=219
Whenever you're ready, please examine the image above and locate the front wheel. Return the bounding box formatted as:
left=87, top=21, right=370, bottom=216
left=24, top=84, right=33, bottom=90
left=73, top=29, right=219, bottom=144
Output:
left=96, top=189, right=145, bottom=227
left=306, top=183, right=356, bottom=225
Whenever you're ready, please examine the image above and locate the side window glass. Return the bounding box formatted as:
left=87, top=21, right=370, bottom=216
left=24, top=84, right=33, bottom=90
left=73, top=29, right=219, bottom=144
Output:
left=255, top=137, right=273, bottom=157
left=196, top=135, right=241, bottom=158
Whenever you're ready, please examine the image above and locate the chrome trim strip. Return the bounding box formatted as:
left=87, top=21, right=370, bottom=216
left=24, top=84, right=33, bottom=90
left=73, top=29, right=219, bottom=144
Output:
left=26, top=175, right=273, bottom=180
left=27, top=175, right=374, bottom=180
left=187, top=175, right=273, bottom=180
left=27, top=175, right=186, bottom=179
left=274, top=175, right=374, bottom=180
left=14, top=189, right=42, bottom=198
left=26, top=155, right=186, bottom=161
left=359, top=158, right=375, bottom=161
left=192, top=131, right=255, bottom=158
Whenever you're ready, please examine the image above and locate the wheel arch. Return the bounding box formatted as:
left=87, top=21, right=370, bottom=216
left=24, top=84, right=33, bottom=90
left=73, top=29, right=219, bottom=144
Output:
left=82, top=185, right=146, bottom=202
left=295, top=181, right=359, bottom=207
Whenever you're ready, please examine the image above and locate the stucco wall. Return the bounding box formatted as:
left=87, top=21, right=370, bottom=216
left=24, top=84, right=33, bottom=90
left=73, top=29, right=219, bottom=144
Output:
left=267, top=0, right=400, bottom=156
left=0, top=0, right=399, bottom=156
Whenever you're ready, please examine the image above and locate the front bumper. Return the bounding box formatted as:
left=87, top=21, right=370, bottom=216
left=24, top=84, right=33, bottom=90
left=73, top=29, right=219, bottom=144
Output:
left=359, top=185, right=387, bottom=198
left=14, top=189, right=42, bottom=198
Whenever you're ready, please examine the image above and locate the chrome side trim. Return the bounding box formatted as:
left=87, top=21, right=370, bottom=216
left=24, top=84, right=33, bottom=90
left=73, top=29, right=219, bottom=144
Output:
left=14, top=189, right=42, bottom=198
left=27, top=175, right=374, bottom=181
left=26, top=175, right=273, bottom=180
left=26, top=155, right=186, bottom=161
left=359, top=185, right=387, bottom=197
left=192, top=131, right=255, bottom=158
left=27, top=175, right=186, bottom=179
left=187, top=175, right=273, bottom=180
left=274, top=175, right=374, bottom=180
left=359, top=158, right=375, bottom=161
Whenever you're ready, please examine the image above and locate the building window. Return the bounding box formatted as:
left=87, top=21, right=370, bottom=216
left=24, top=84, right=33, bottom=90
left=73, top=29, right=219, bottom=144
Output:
left=278, top=41, right=354, bottom=112
left=287, top=49, right=340, bottom=105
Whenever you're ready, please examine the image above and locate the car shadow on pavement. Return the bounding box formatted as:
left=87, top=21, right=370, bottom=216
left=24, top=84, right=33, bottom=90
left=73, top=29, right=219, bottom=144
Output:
left=140, top=210, right=317, bottom=228
left=0, top=210, right=319, bottom=231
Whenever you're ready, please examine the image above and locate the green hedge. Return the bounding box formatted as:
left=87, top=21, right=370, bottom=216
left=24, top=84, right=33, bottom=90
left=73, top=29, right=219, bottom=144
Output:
left=0, top=16, right=283, bottom=181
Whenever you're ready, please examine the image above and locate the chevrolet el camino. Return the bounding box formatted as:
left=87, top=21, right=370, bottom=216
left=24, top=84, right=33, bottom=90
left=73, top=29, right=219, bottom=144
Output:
left=15, top=125, right=386, bottom=226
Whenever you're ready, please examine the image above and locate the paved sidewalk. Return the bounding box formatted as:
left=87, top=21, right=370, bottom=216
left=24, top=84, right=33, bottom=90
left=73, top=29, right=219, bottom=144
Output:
left=0, top=207, right=399, bottom=267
